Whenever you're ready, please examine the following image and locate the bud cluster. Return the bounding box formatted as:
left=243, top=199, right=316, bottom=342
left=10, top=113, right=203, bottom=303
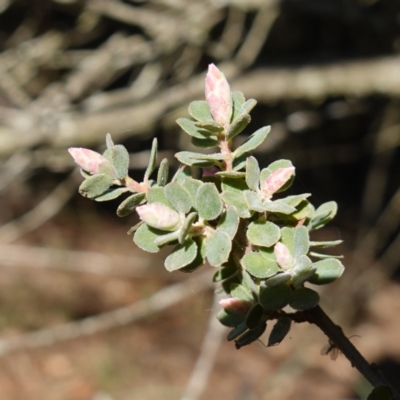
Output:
left=69, top=64, right=344, bottom=349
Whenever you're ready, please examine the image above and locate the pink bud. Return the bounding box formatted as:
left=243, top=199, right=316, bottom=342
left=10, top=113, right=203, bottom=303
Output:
left=205, top=64, right=232, bottom=128
left=274, top=242, right=294, bottom=271
left=262, top=167, right=295, bottom=197
left=219, top=297, right=252, bottom=315
left=136, top=203, right=181, bottom=232
left=68, top=148, right=109, bottom=174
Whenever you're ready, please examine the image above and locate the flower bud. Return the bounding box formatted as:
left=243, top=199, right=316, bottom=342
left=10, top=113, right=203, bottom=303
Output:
left=205, top=64, right=232, bottom=128
left=274, top=242, right=295, bottom=271
left=219, top=297, right=252, bottom=315
left=262, top=167, right=295, bottom=197
left=136, top=203, right=181, bottom=232
left=68, top=148, right=109, bottom=175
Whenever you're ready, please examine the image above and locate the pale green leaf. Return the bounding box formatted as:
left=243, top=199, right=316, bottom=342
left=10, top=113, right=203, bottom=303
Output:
left=144, top=138, right=157, bottom=180
left=133, top=224, right=165, bottom=253
left=247, top=220, right=281, bottom=247
left=246, top=156, right=260, bottom=191
left=241, top=252, right=280, bottom=279
left=79, top=174, right=114, bottom=199
left=117, top=192, right=146, bottom=217
left=309, top=258, right=345, bottom=285
left=157, top=158, right=169, bottom=186
left=206, top=230, right=231, bottom=266
left=217, top=207, right=239, bottom=239
left=196, top=183, right=223, bottom=221
left=164, top=182, right=192, bottom=213
left=289, top=287, right=319, bottom=310
left=259, top=285, right=291, bottom=310
left=94, top=187, right=128, bottom=202
left=234, top=126, right=271, bottom=158
left=188, top=100, right=213, bottom=122
left=164, top=238, right=198, bottom=272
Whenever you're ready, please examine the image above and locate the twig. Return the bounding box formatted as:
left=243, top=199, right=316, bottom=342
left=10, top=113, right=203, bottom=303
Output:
left=0, top=270, right=213, bottom=357
left=180, top=292, right=226, bottom=400
left=304, top=305, right=400, bottom=398
left=0, top=169, right=80, bottom=243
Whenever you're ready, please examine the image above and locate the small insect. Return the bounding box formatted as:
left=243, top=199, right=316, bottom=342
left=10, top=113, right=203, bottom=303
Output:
left=321, top=339, right=340, bottom=360
left=321, top=335, right=360, bottom=361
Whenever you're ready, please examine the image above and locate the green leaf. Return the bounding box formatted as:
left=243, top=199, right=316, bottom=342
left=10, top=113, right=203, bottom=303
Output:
left=127, top=221, right=143, bottom=235
left=164, top=182, right=192, bottom=213
left=180, top=236, right=207, bottom=273
left=221, top=178, right=248, bottom=193
left=213, top=258, right=238, bottom=282
left=134, top=224, right=165, bottom=253
left=246, top=304, right=264, bottom=330
left=188, top=100, right=213, bottom=122
left=79, top=174, right=114, bottom=199
left=105, top=133, right=114, bottom=149
left=263, top=200, right=296, bottom=214
left=175, top=151, right=216, bottom=167
left=178, top=212, right=198, bottom=244
left=235, top=322, right=266, bottom=349
left=311, top=201, right=338, bottom=230
left=241, top=99, right=257, bottom=115
left=293, top=226, right=310, bottom=259
left=147, top=187, right=173, bottom=207
left=154, top=231, right=180, bottom=247
left=110, top=144, right=130, bottom=179
left=176, top=118, right=215, bottom=139
left=240, top=270, right=258, bottom=298
left=268, top=317, right=291, bottom=347
left=244, top=190, right=265, bottom=212
left=309, top=252, right=343, bottom=259
left=289, top=287, right=319, bottom=310
left=247, top=220, right=281, bottom=247
left=241, top=252, right=280, bottom=279
left=157, top=158, right=169, bottom=186
left=232, top=153, right=248, bottom=171
left=195, top=121, right=223, bottom=133
left=292, top=255, right=313, bottom=287
left=292, top=200, right=313, bottom=220
left=309, top=240, right=343, bottom=248
left=259, top=285, right=291, bottom=310
left=196, top=183, right=223, bottom=221
left=189, top=153, right=224, bottom=161
left=227, top=113, right=251, bottom=141
left=281, top=193, right=311, bottom=208
left=117, top=192, right=146, bottom=217
left=281, top=227, right=295, bottom=254
left=217, top=309, right=245, bottom=328
left=216, top=171, right=246, bottom=179
left=221, top=191, right=252, bottom=218
left=231, top=91, right=246, bottom=121
left=309, top=258, right=345, bottom=285
left=191, top=137, right=219, bottom=148
left=94, top=187, right=128, bottom=202
left=172, top=165, right=192, bottom=183
left=217, top=207, right=239, bottom=239
left=246, top=156, right=260, bottom=191
left=264, top=272, right=292, bottom=288
left=234, top=126, right=271, bottom=158
left=227, top=322, right=248, bottom=341
left=164, top=238, right=198, bottom=272
left=206, top=231, right=232, bottom=266
left=182, top=178, right=202, bottom=205
left=144, top=138, right=158, bottom=180
left=231, top=284, right=253, bottom=303
left=260, top=159, right=294, bottom=193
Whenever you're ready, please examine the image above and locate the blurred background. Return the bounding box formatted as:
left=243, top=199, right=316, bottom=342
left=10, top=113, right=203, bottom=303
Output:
left=0, top=0, right=400, bottom=399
